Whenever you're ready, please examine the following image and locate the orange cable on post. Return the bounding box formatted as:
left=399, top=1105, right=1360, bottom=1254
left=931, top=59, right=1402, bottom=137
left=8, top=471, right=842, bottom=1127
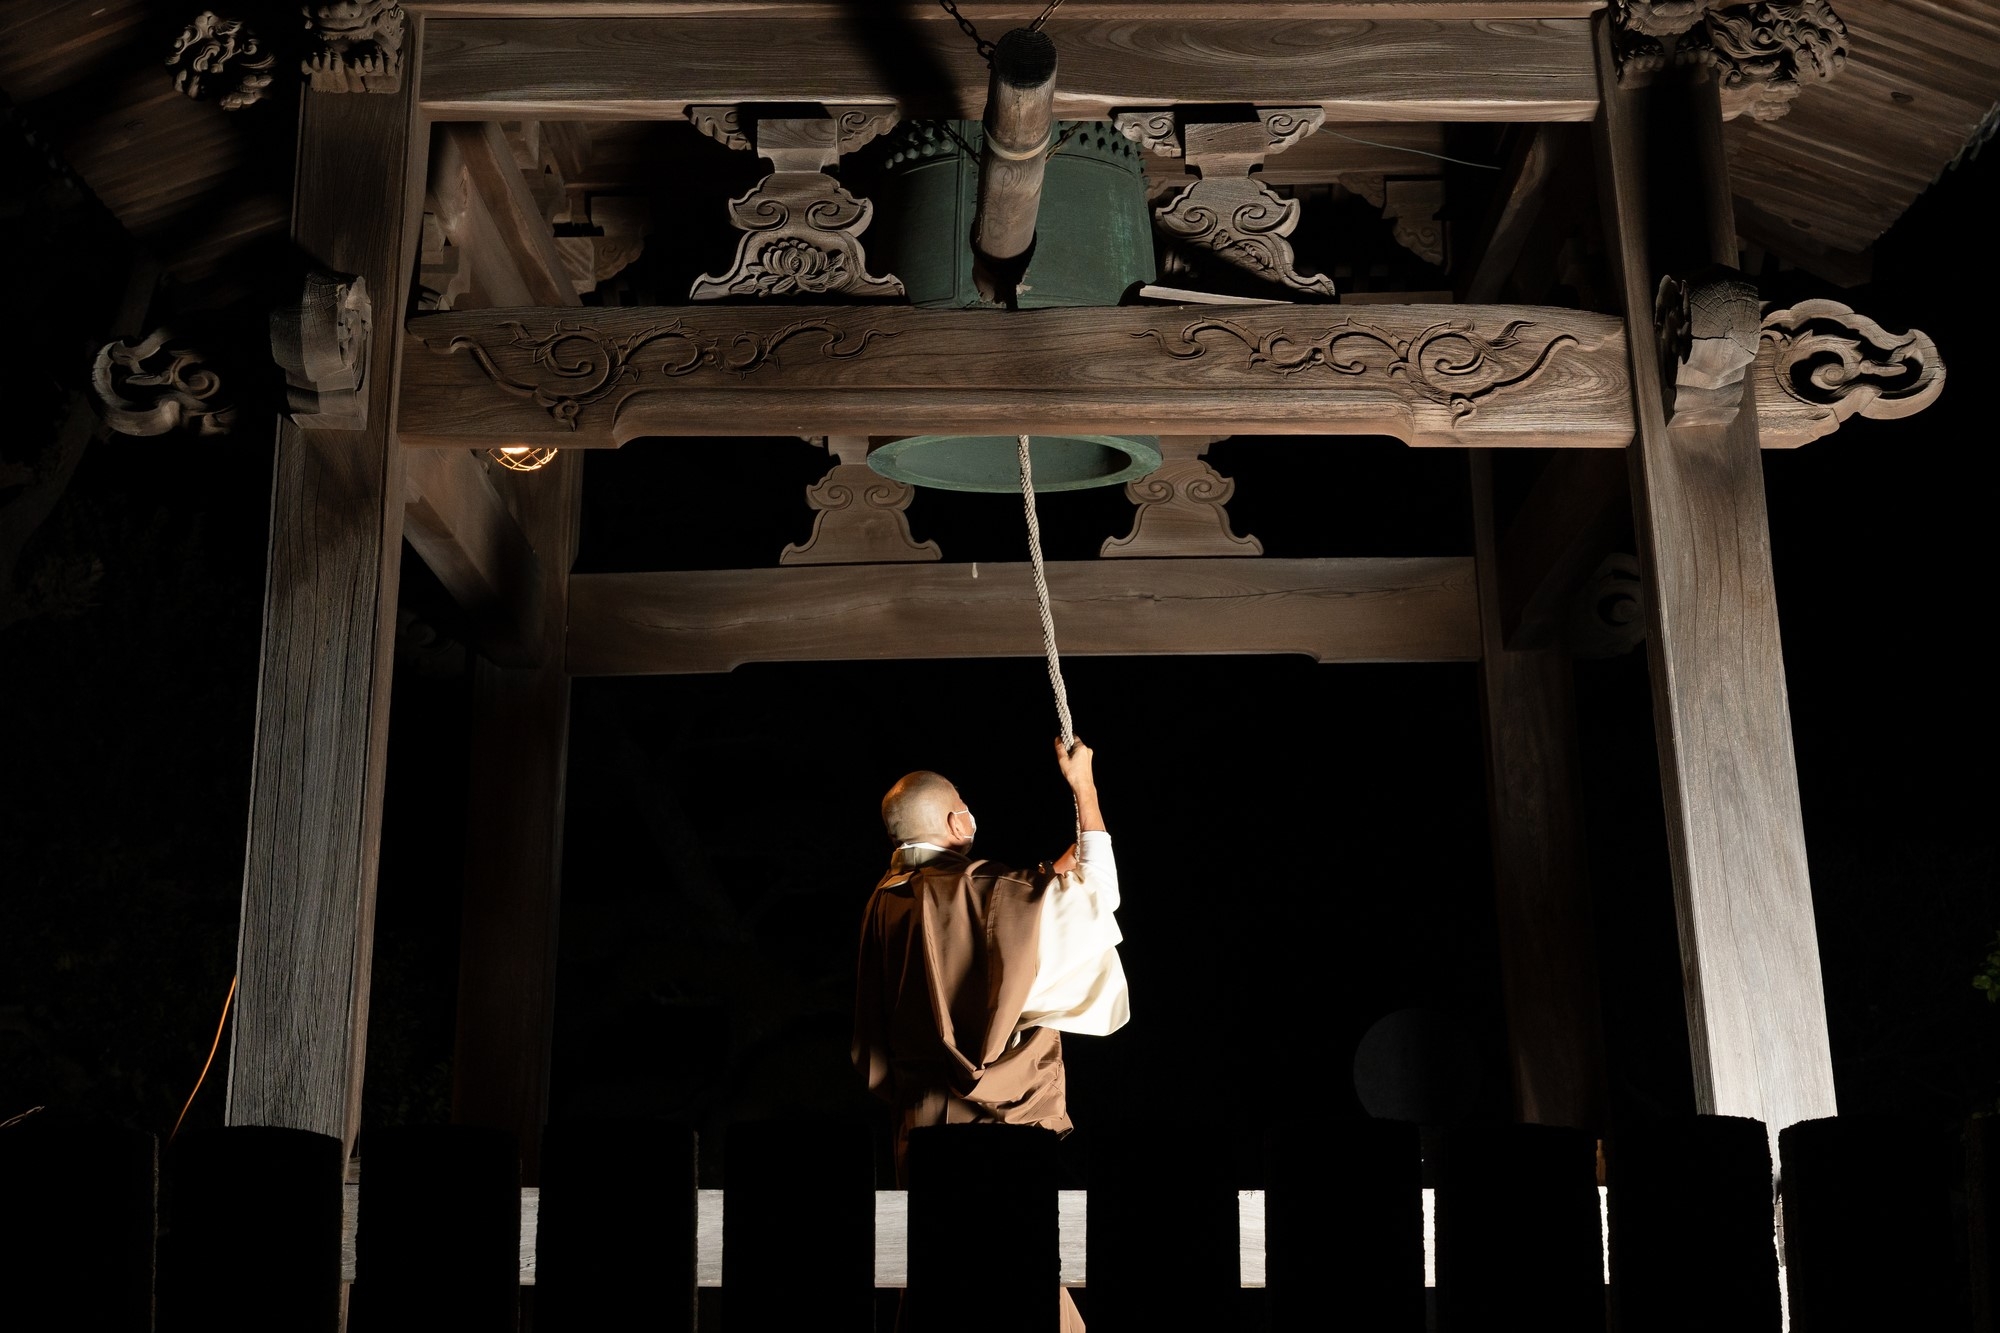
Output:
left=170, top=973, right=237, bottom=1143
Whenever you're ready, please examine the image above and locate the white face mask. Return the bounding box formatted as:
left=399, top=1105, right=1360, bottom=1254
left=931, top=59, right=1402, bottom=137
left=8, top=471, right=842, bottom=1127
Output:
left=949, top=808, right=977, bottom=840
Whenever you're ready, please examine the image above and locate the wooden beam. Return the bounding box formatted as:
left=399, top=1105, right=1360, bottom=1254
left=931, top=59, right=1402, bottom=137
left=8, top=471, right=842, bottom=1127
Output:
left=400, top=303, right=1634, bottom=448
left=1462, top=126, right=1567, bottom=304
left=1495, top=450, right=1627, bottom=650
left=418, top=16, right=1600, bottom=122
left=453, top=452, right=581, bottom=1184
left=1592, top=15, right=1836, bottom=1143
left=407, top=2, right=1609, bottom=15
left=440, top=122, right=581, bottom=309
left=565, top=558, right=1479, bottom=676
left=402, top=448, right=546, bottom=667
left=226, top=70, right=428, bottom=1147
left=1472, top=452, right=1607, bottom=1132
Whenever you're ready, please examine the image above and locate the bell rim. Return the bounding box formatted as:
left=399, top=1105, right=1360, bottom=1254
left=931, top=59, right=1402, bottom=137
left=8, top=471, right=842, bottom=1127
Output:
left=866, top=433, right=1162, bottom=494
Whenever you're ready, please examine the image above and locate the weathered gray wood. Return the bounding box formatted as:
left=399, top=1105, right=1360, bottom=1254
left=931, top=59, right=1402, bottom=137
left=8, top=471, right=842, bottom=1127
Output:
left=974, top=28, right=1057, bottom=268
left=451, top=452, right=580, bottom=1185
left=1473, top=452, right=1607, bottom=1132
left=402, top=448, right=546, bottom=667
left=442, top=121, right=582, bottom=309
left=407, top=2, right=1607, bottom=15
left=226, top=67, right=428, bottom=1146
left=400, top=303, right=1634, bottom=448
left=1497, top=450, right=1628, bottom=650
left=1593, top=16, right=1836, bottom=1142
left=1463, top=125, right=1565, bottom=303
left=418, top=16, right=1600, bottom=122
left=565, top=557, right=1479, bottom=676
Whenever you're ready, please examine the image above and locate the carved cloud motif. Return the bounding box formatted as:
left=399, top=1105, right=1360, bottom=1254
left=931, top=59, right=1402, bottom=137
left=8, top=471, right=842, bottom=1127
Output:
left=1755, top=299, right=1943, bottom=445
left=90, top=331, right=235, bottom=437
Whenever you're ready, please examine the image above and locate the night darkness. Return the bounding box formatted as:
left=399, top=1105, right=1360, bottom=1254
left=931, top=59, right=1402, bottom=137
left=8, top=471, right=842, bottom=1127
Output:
left=2, top=112, right=1996, bottom=1232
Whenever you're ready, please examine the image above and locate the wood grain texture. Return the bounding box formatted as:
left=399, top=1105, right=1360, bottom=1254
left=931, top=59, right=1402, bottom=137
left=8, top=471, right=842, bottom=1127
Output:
left=403, top=448, right=546, bottom=666
left=444, top=122, right=581, bottom=308
left=400, top=303, right=1633, bottom=448
left=1593, top=16, right=1837, bottom=1144
left=565, top=557, right=1478, bottom=676
left=226, top=66, right=429, bottom=1145
left=406, top=2, right=1609, bottom=15
left=1472, top=453, right=1606, bottom=1132
left=452, top=452, right=580, bottom=1185
left=418, top=16, right=1599, bottom=122
left=1496, top=449, right=1627, bottom=650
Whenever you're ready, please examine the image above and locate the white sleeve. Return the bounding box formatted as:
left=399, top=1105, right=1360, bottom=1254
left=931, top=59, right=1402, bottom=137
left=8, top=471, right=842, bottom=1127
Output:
left=1019, top=830, right=1130, bottom=1036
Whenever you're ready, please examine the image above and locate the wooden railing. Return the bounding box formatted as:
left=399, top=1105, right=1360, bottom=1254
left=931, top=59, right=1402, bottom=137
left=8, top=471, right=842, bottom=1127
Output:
left=2, top=1115, right=1991, bottom=1330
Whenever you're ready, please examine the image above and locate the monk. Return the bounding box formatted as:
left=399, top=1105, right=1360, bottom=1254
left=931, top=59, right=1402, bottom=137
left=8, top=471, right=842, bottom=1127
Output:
left=853, top=739, right=1130, bottom=1331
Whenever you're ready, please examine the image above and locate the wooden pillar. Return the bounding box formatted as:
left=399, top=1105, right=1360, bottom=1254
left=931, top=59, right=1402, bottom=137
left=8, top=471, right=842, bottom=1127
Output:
left=451, top=451, right=581, bottom=1181
left=1472, top=452, right=1608, bottom=1132
left=1592, top=17, right=1837, bottom=1140
left=226, top=53, right=428, bottom=1146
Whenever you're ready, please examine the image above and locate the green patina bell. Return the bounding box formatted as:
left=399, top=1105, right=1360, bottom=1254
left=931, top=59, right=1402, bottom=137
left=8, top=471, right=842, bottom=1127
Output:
left=863, top=120, right=1160, bottom=493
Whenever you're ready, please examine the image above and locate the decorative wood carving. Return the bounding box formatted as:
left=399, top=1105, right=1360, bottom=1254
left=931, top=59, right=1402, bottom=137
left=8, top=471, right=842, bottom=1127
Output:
left=168, top=12, right=276, bottom=110
left=1130, top=110, right=1334, bottom=297
left=1139, top=316, right=1581, bottom=420
left=688, top=109, right=903, bottom=301
left=271, top=269, right=372, bottom=428
left=1655, top=269, right=1762, bottom=426
left=1383, top=178, right=1448, bottom=269
left=89, top=330, right=234, bottom=436
left=1706, top=1, right=1849, bottom=122
left=781, top=437, right=939, bottom=566
left=303, top=0, right=406, bottom=94
left=406, top=303, right=1633, bottom=449
left=1101, top=436, right=1261, bottom=559
left=1753, top=299, right=1945, bottom=448
left=1567, top=552, right=1645, bottom=658
left=1611, top=0, right=1847, bottom=120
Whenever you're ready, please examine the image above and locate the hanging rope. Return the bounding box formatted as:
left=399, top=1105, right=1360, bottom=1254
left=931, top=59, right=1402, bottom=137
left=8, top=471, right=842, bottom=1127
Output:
left=1017, top=433, right=1075, bottom=753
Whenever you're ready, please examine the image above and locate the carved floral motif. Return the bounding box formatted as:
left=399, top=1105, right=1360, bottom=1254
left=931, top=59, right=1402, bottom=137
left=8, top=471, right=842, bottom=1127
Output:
left=692, top=175, right=904, bottom=300
left=90, top=331, right=235, bottom=436
left=429, top=318, right=898, bottom=428
left=302, top=0, right=405, bottom=94
left=1138, top=317, right=1582, bottom=419
left=1753, top=298, right=1943, bottom=445
left=168, top=12, right=276, bottom=110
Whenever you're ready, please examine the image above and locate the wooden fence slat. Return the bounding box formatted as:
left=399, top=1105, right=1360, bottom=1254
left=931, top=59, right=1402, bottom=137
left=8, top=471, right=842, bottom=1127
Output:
left=534, top=1121, right=697, bottom=1332
left=1973, top=1116, right=1997, bottom=1333
left=1433, top=1122, right=1603, bottom=1331
left=906, top=1124, right=1062, bottom=1333
left=1080, top=1121, right=1239, bottom=1329
left=1605, top=1115, right=1779, bottom=1332
left=1267, top=1119, right=1424, bottom=1330
left=0, top=1123, right=156, bottom=1329
left=721, top=1120, right=875, bottom=1330
left=158, top=1127, right=343, bottom=1333
left=350, top=1125, right=520, bottom=1332
left=1780, top=1116, right=1958, bottom=1332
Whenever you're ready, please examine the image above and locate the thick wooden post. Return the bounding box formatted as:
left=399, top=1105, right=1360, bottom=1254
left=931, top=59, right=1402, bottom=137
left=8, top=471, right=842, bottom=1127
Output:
left=1472, top=452, right=1608, bottom=1131
left=451, top=451, right=581, bottom=1180
left=226, top=56, right=427, bottom=1145
left=973, top=27, right=1057, bottom=273
left=1592, top=17, right=1837, bottom=1141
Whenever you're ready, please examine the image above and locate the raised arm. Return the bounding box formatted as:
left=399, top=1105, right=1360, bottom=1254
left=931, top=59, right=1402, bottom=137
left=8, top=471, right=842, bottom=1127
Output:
left=1055, top=737, right=1105, bottom=833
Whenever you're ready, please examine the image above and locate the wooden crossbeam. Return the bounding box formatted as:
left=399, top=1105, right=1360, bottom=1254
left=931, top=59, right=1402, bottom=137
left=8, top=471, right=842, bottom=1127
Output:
left=403, top=449, right=547, bottom=667
left=417, top=15, right=1599, bottom=122
left=401, top=304, right=1633, bottom=448
left=564, top=558, right=1480, bottom=676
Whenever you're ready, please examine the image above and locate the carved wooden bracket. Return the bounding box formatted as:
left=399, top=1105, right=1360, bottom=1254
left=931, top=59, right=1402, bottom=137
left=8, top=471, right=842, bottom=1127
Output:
left=303, top=0, right=405, bottom=94
left=1655, top=269, right=1762, bottom=426
left=272, top=269, right=371, bottom=428
left=687, top=106, right=904, bottom=300
left=1611, top=0, right=1848, bottom=121
left=781, top=436, right=940, bottom=565
left=1101, top=436, right=1262, bottom=558
left=1114, top=108, right=1334, bottom=297
left=1567, top=552, right=1645, bottom=659
left=1383, top=179, right=1447, bottom=270
left=168, top=12, right=276, bottom=110
left=89, top=330, right=235, bottom=436
left=1753, top=298, right=1945, bottom=447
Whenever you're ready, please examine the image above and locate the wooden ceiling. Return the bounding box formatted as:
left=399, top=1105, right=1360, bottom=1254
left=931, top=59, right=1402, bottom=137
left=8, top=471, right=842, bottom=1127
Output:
left=4, top=0, right=1996, bottom=296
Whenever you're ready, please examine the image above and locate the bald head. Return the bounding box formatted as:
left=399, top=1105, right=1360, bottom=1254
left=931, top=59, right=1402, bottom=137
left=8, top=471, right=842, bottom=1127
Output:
left=882, top=770, right=962, bottom=845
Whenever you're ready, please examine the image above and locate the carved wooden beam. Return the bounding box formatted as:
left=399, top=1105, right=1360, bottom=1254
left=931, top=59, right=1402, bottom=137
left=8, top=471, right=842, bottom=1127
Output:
left=445, top=123, right=582, bottom=309
left=566, top=557, right=1479, bottom=676
left=401, top=303, right=1632, bottom=447
left=418, top=16, right=1601, bottom=122
left=272, top=268, right=373, bottom=429
left=1117, top=109, right=1336, bottom=296
left=1751, top=298, right=1945, bottom=448
left=304, top=0, right=408, bottom=93
left=403, top=449, right=547, bottom=667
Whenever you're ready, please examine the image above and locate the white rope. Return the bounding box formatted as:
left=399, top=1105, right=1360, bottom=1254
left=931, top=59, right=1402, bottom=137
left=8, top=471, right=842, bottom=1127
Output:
left=1017, top=433, right=1075, bottom=753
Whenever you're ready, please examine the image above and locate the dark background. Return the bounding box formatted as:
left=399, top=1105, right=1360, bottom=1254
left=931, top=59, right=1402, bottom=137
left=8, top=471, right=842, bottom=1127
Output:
left=2, top=121, right=1994, bottom=1182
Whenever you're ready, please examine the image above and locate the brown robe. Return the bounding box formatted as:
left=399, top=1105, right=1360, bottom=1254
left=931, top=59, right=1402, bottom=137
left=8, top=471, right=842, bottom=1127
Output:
left=853, top=846, right=1085, bottom=1331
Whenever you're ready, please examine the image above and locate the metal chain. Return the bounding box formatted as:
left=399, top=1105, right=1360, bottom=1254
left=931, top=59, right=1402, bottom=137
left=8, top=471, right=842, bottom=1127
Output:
left=938, top=0, right=1066, bottom=62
